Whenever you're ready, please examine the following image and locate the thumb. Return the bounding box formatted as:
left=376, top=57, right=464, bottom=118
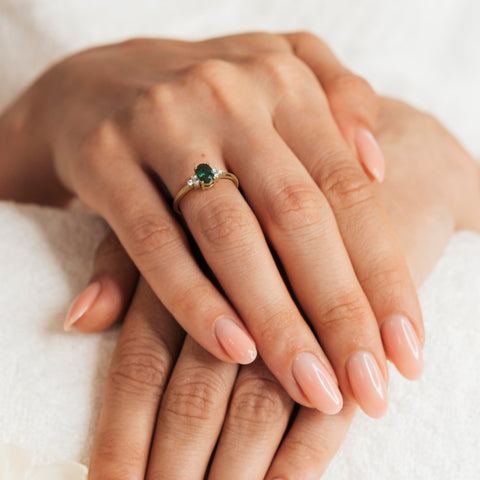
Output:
left=64, top=230, right=139, bottom=333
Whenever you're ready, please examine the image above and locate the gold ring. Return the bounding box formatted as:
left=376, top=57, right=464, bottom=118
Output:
left=173, top=163, right=239, bottom=215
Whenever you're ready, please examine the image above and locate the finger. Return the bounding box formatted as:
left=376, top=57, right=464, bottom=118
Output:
left=146, top=337, right=238, bottom=480
left=128, top=84, right=343, bottom=415
left=76, top=121, right=256, bottom=365
left=266, top=399, right=357, bottom=480
left=272, top=84, right=424, bottom=383
left=88, top=278, right=184, bottom=480
left=178, top=176, right=343, bottom=414
left=225, top=120, right=389, bottom=418
left=283, top=31, right=385, bottom=182
left=64, top=230, right=138, bottom=333
left=208, top=359, right=293, bottom=480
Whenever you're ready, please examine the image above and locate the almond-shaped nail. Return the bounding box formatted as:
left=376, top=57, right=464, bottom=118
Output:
left=215, top=317, right=257, bottom=365
left=346, top=351, right=388, bottom=418
left=64, top=281, right=102, bottom=331
left=292, top=353, right=343, bottom=415
left=355, top=128, right=386, bottom=183
left=381, top=315, right=423, bottom=380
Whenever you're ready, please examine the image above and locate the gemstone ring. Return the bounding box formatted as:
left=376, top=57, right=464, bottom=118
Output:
left=172, top=163, right=240, bottom=215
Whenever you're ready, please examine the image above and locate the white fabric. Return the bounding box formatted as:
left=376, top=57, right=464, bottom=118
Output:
left=0, top=1, right=479, bottom=478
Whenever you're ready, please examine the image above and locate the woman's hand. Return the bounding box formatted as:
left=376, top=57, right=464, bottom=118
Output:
left=1, top=32, right=423, bottom=418
left=85, top=98, right=480, bottom=479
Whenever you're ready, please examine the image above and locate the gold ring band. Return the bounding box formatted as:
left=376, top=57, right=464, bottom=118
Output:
left=173, top=163, right=239, bottom=215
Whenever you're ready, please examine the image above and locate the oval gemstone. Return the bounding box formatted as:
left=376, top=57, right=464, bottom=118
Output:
left=195, top=163, right=214, bottom=184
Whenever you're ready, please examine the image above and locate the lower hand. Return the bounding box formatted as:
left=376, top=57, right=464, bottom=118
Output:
left=85, top=98, right=480, bottom=479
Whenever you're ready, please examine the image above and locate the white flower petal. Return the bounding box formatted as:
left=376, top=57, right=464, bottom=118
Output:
left=27, top=461, right=88, bottom=480
left=0, top=444, right=35, bottom=480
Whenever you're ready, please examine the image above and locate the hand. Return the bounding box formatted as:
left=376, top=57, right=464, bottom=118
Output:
left=2, top=31, right=425, bottom=417
left=85, top=98, right=480, bottom=479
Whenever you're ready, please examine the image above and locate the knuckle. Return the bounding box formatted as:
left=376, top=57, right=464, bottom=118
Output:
left=228, top=376, right=289, bottom=429
left=331, top=72, right=375, bottom=100
left=319, top=163, right=374, bottom=208
left=133, top=84, right=189, bottom=144
left=135, top=82, right=176, bottom=113
left=320, top=292, right=372, bottom=333
left=361, top=259, right=408, bottom=299
left=266, top=179, right=324, bottom=233
left=169, top=281, right=212, bottom=319
left=294, top=30, right=321, bottom=42
left=248, top=306, right=297, bottom=351
left=128, top=214, right=180, bottom=261
left=80, top=119, right=121, bottom=161
left=255, top=51, right=306, bottom=94
left=89, top=435, right=146, bottom=480
left=280, top=435, right=329, bottom=465
left=186, top=59, right=240, bottom=112
left=163, top=369, right=224, bottom=423
left=188, top=58, right=234, bottom=82
left=110, top=341, right=171, bottom=397
left=196, top=198, right=256, bottom=251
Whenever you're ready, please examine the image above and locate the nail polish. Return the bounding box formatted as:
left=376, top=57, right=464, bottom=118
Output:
left=64, top=281, right=102, bottom=331
left=346, top=351, right=388, bottom=418
left=214, top=317, right=257, bottom=365
left=381, top=315, right=423, bottom=380
left=292, top=353, right=343, bottom=415
left=355, top=128, right=386, bottom=183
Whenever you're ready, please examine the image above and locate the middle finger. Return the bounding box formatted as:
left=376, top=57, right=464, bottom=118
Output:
left=208, top=359, right=293, bottom=479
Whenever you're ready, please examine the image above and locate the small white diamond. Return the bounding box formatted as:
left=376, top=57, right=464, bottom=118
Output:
left=214, top=173, right=219, bottom=179
left=218, top=169, right=223, bottom=175
left=212, top=168, right=217, bottom=173
left=194, top=179, right=200, bottom=186
left=187, top=179, right=193, bottom=186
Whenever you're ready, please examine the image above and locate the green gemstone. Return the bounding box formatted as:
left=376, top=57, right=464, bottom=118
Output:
left=195, top=163, right=214, bottom=184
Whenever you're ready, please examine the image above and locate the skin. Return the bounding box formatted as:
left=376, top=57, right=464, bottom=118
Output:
left=0, top=32, right=423, bottom=417
left=85, top=98, right=480, bottom=479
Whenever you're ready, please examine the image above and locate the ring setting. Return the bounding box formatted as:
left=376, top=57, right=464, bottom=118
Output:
left=173, top=163, right=239, bottom=215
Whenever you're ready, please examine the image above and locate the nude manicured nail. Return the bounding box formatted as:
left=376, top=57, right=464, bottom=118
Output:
left=381, top=315, right=423, bottom=380
left=292, top=353, right=343, bottom=415
left=346, top=351, right=388, bottom=418
left=355, top=128, right=386, bottom=183
left=64, top=281, right=102, bottom=331
left=214, top=317, right=257, bottom=365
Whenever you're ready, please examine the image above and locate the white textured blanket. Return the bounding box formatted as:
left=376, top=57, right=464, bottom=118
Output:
left=0, top=1, right=479, bottom=479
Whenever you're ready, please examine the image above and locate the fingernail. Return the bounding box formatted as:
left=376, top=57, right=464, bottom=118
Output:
left=64, top=281, right=102, bottom=331
left=215, top=317, right=257, bottom=365
left=381, top=315, right=423, bottom=380
left=355, top=128, right=385, bottom=183
left=346, top=351, right=388, bottom=418
left=292, top=352, right=343, bottom=415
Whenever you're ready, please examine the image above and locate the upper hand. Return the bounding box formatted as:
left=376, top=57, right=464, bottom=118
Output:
left=7, top=32, right=422, bottom=417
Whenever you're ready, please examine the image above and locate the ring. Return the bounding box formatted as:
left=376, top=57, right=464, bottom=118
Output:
left=172, top=163, right=240, bottom=215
